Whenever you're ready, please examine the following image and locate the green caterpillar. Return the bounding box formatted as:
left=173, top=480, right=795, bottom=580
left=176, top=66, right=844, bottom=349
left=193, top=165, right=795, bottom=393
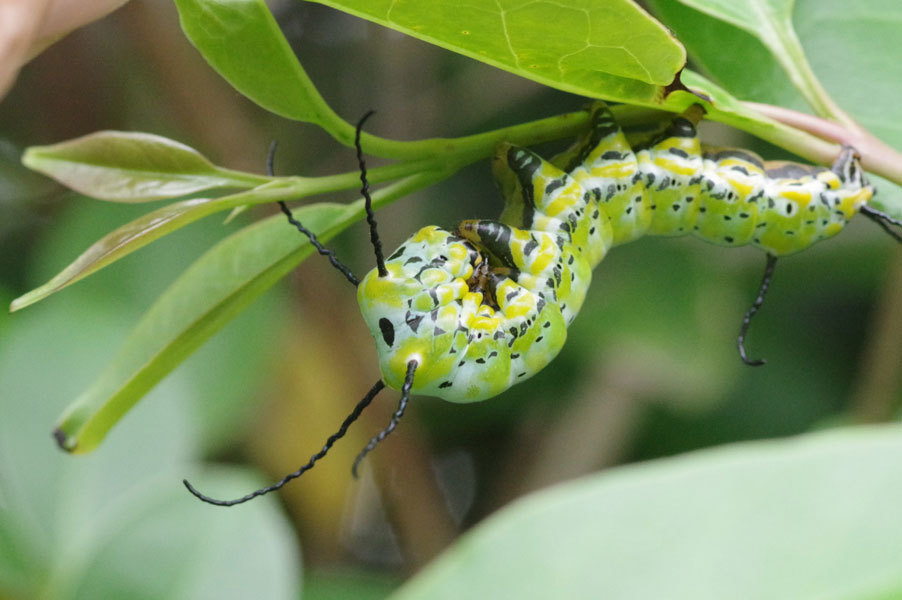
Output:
left=186, top=104, right=896, bottom=506
left=357, top=102, right=875, bottom=402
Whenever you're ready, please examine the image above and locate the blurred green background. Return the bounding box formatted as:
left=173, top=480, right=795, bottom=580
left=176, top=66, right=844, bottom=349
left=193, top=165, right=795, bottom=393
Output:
left=1, top=1, right=900, bottom=598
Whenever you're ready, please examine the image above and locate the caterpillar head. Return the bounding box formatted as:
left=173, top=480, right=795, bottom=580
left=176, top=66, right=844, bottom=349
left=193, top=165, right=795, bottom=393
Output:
left=832, top=145, right=872, bottom=191
left=357, top=226, right=486, bottom=395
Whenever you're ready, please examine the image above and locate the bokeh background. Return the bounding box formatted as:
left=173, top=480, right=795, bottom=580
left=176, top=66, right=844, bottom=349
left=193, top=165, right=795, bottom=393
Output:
left=1, top=1, right=900, bottom=598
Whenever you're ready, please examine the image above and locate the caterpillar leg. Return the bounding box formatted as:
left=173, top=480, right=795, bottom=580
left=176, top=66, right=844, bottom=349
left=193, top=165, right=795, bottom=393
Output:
left=183, top=380, right=386, bottom=506
left=352, top=360, right=417, bottom=477
left=737, top=254, right=778, bottom=367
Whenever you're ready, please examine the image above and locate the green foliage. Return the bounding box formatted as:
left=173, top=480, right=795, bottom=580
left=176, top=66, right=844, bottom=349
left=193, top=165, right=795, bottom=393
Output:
left=175, top=0, right=351, bottom=135
left=310, top=0, right=685, bottom=102
left=0, top=205, right=299, bottom=598
left=53, top=173, right=439, bottom=454
left=22, top=131, right=271, bottom=201
left=19, top=0, right=892, bottom=453
left=393, top=426, right=902, bottom=599
left=6, top=0, right=902, bottom=597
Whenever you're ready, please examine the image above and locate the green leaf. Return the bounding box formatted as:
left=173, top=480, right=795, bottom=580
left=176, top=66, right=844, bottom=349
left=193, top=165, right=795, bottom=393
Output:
left=11, top=155, right=439, bottom=312
left=394, top=426, right=902, bottom=600
left=665, top=0, right=845, bottom=120
left=645, top=0, right=804, bottom=109
left=52, top=172, right=439, bottom=453
left=791, top=0, right=902, bottom=144
left=174, top=0, right=349, bottom=134
left=175, top=0, right=442, bottom=159
left=311, top=0, right=685, bottom=104
left=650, top=0, right=902, bottom=146
left=22, top=131, right=270, bottom=202
left=10, top=181, right=294, bottom=312
left=53, top=202, right=350, bottom=454
left=649, top=0, right=902, bottom=218
left=668, top=0, right=790, bottom=36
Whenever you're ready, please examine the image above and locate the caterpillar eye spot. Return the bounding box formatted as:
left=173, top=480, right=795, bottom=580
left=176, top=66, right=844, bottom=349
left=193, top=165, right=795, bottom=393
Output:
left=379, top=318, right=395, bottom=347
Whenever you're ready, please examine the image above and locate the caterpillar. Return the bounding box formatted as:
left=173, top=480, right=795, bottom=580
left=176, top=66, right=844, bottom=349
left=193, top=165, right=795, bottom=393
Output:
left=185, top=103, right=900, bottom=506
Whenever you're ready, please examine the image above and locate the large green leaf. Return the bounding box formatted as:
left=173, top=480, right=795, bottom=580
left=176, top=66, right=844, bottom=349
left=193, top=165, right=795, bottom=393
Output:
left=394, top=426, right=902, bottom=600
left=646, top=0, right=803, bottom=109
left=311, top=0, right=685, bottom=104
left=22, top=131, right=270, bottom=202
left=665, top=0, right=836, bottom=116
left=174, top=0, right=594, bottom=157
left=175, top=0, right=425, bottom=159
left=52, top=172, right=438, bottom=453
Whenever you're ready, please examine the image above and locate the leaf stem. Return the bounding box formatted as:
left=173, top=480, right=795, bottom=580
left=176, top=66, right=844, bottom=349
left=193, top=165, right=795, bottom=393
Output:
left=743, top=102, right=902, bottom=182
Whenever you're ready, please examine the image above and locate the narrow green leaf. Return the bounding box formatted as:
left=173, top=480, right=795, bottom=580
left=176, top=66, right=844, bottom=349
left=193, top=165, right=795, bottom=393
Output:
left=10, top=182, right=293, bottom=312
left=53, top=202, right=349, bottom=454
left=12, top=156, right=440, bottom=312
left=22, top=131, right=269, bottom=202
left=311, top=0, right=685, bottom=104
left=394, top=426, right=902, bottom=600
left=52, top=173, right=440, bottom=453
left=174, top=0, right=348, bottom=134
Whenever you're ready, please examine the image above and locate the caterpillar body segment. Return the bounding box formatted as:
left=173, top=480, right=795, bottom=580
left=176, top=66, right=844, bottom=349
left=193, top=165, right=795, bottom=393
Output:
left=359, top=102, right=876, bottom=403
left=557, top=104, right=874, bottom=255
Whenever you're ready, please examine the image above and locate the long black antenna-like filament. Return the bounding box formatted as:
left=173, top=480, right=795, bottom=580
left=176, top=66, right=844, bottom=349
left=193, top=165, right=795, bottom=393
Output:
left=269, top=141, right=361, bottom=287
left=184, top=380, right=386, bottom=506
left=860, top=204, right=902, bottom=244
left=356, top=110, right=388, bottom=277
left=352, top=361, right=417, bottom=477
left=738, top=254, right=778, bottom=367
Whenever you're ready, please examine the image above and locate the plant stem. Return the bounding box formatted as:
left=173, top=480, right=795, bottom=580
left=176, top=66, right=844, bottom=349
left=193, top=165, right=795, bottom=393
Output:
left=744, top=102, right=902, bottom=182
